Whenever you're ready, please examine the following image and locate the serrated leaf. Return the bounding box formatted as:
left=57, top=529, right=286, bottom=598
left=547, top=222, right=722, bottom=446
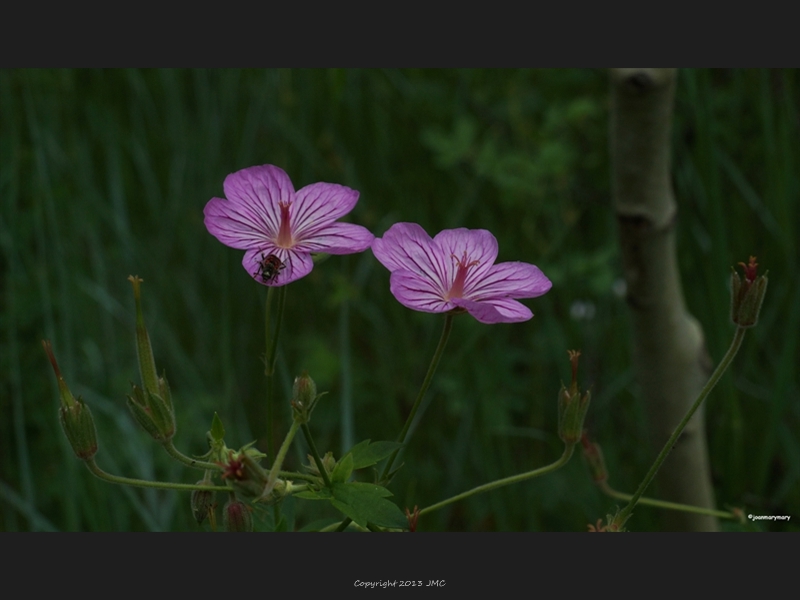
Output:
left=345, top=440, right=404, bottom=470
left=329, top=482, right=407, bottom=529
left=210, top=412, right=225, bottom=442
left=331, top=452, right=354, bottom=484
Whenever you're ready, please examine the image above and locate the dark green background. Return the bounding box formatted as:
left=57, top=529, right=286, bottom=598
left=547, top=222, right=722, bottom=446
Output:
left=1, top=69, right=797, bottom=531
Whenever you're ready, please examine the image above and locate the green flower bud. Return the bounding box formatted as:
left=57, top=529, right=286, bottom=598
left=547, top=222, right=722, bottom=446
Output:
left=128, top=275, right=159, bottom=394
left=730, top=256, right=768, bottom=328
left=127, top=383, right=176, bottom=442
left=43, top=340, right=99, bottom=460
left=59, top=398, right=99, bottom=460
left=291, top=372, right=320, bottom=424
left=557, top=350, right=591, bottom=445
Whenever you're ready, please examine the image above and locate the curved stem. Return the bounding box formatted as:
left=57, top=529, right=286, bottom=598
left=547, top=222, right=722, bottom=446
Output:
left=85, top=458, right=233, bottom=493
left=301, top=423, right=333, bottom=490
left=614, top=326, right=747, bottom=529
left=418, top=443, right=574, bottom=518
left=162, top=440, right=221, bottom=471
left=598, top=481, right=737, bottom=520
left=381, top=313, right=454, bottom=482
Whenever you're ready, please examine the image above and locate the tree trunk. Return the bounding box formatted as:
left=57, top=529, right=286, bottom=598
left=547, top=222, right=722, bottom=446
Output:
left=610, top=68, right=718, bottom=531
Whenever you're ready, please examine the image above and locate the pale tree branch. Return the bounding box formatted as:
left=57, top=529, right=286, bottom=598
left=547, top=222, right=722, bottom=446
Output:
left=610, top=68, right=717, bottom=531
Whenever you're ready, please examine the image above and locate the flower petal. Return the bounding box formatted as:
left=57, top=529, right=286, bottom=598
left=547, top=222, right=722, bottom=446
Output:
left=291, top=183, right=360, bottom=242
left=294, top=222, right=375, bottom=255
left=467, top=262, right=552, bottom=300
left=371, top=223, right=449, bottom=293
left=452, top=297, right=533, bottom=324
left=243, top=248, right=313, bottom=287
left=204, top=197, right=272, bottom=250
left=432, top=228, right=499, bottom=288
left=223, top=165, right=294, bottom=238
left=389, top=270, right=452, bottom=314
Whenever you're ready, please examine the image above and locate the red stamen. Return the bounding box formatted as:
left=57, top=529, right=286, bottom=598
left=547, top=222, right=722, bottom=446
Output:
left=276, top=201, right=294, bottom=248
left=738, top=256, right=758, bottom=282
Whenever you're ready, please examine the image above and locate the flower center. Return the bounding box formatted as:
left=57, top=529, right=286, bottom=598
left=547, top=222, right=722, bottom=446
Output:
left=276, top=201, right=294, bottom=248
left=446, top=252, right=480, bottom=300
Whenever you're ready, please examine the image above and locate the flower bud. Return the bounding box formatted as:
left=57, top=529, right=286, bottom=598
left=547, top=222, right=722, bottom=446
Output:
left=126, top=383, right=176, bottom=442
left=59, top=399, right=99, bottom=460
left=291, top=372, right=320, bottom=424
left=43, top=340, right=99, bottom=460
left=191, top=472, right=216, bottom=525
left=730, top=256, right=768, bottom=328
left=557, top=350, right=591, bottom=445
left=580, top=432, right=607, bottom=483
left=128, top=275, right=160, bottom=394
left=222, top=499, right=253, bottom=532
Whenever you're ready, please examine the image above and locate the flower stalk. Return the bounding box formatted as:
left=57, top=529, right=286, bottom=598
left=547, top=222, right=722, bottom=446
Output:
left=380, top=312, right=454, bottom=482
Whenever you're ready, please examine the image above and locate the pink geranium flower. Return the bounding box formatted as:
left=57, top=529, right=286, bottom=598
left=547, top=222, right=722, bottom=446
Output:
left=371, top=223, right=551, bottom=324
left=204, top=165, right=374, bottom=286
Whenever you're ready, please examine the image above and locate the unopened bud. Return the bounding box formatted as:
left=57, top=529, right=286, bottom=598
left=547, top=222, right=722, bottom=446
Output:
left=127, top=383, right=175, bottom=442
left=128, top=275, right=159, bottom=394
left=222, top=499, right=253, bottom=532
left=730, top=256, right=768, bottom=328
left=43, top=340, right=99, bottom=460
left=191, top=472, right=216, bottom=525
left=557, top=350, right=591, bottom=445
left=580, top=432, right=607, bottom=483
left=291, top=372, right=320, bottom=424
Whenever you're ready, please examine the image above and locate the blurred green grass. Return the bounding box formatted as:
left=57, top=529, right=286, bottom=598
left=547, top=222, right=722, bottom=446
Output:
left=1, top=69, right=797, bottom=531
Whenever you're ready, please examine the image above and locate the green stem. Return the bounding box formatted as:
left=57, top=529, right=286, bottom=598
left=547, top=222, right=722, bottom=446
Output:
left=599, top=481, right=737, bottom=520
left=278, top=470, right=319, bottom=484
left=614, top=326, right=747, bottom=529
left=380, top=313, right=454, bottom=482
left=265, top=285, right=288, bottom=459
left=266, top=419, right=301, bottom=492
left=334, top=517, right=353, bottom=532
left=162, top=440, right=222, bottom=471
left=85, top=458, right=233, bottom=493
left=301, top=423, right=333, bottom=490
left=419, top=443, right=574, bottom=518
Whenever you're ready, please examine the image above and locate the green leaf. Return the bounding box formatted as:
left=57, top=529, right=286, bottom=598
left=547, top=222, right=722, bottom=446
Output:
left=345, top=440, right=404, bottom=470
left=331, top=452, right=354, bottom=484
left=298, top=518, right=342, bottom=532
left=294, top=488, right=333, bottom=501
left=329, top=482, right=407, bottom=529
left=210, top=412, right=225, bottom=442
left=274, top=515, right=288, bottom=532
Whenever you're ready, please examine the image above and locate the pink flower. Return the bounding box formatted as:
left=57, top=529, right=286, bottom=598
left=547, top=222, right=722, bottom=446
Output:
left=371, top=223, right=551, bottom=324
left=204, top=165, right=374, bottom=286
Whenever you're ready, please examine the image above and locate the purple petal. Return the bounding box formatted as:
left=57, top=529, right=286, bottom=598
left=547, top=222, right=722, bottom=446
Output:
left=371, top=223, right=449, bottom=292
left=204, top=197, right=272, bottom=250
left=453, top=297, right=534, bottom=324
left=466, top=262, right=552, bottom=300
left=295, top=222, right=375, bottom=255
left=242, top=248, right=313, bottom=287
left=291, top=183, right=360, bottom=241
left=223, top=165, right=294, bottom=237
left=432, top=228, right=498, bottom=294
left=389, top=270, right=452, bottom=314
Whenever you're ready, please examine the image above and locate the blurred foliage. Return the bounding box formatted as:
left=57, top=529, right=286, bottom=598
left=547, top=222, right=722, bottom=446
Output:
left=1, top=69, right=797, bottom=531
